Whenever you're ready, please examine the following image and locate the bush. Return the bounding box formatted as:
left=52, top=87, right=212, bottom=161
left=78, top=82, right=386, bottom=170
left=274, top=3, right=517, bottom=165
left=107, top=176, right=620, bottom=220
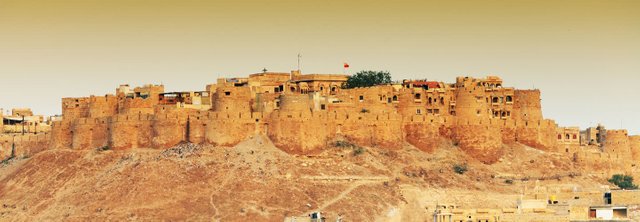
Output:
left=453, top=164, right=468, bottom=175
left=353, top=147, right=365, bottom=156
left=608, top=174, right=638, bottom=190
left=334, top=140, right=356, bottom=148
left=97, top=145, right=111, bottom=152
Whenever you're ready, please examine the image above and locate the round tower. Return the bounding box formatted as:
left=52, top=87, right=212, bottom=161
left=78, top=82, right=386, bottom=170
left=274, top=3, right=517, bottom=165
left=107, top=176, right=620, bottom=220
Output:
left=454, top=86, right=490, bottom=120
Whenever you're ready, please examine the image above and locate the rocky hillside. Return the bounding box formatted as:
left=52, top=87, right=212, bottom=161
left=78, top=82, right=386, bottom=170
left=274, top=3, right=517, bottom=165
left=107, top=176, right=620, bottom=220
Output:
left=0, top=136, right=612, bottom=221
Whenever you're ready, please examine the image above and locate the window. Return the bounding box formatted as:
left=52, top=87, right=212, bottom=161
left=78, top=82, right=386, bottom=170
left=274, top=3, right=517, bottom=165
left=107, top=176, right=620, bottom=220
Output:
left=414, top=93, right=421, bottom=99
left=224, top=91, right=231, bottom=96
left=506, top=96, right=513, bottom=102
left=359, top=95, right=364, bottom=102
left=573, top=134, right=577, bottom=139
left=492, top=97, right=499, bottom=103
left=320, top=104, right=326, bottom=110
left=558, top=134, right=562, bottom=139
left=392, top=95, right=398, bottom=101
left=416, top=109, right=421, bottom=114
left=566, top=134, right=570, bottom=139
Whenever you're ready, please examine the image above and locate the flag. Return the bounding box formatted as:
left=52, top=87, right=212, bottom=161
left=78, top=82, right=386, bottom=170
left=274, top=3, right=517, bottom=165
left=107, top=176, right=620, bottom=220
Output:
left=343, top=63, right=350, bottom=68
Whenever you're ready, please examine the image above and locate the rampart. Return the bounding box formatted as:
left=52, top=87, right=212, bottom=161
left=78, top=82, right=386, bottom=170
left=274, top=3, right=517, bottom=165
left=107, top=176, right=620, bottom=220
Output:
left=3, top=74, right=638, bottom=168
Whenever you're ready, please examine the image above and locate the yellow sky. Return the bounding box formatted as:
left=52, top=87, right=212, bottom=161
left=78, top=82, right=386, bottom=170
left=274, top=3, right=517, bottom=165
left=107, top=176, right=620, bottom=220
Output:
left=1, top=0, right=639, bottom=133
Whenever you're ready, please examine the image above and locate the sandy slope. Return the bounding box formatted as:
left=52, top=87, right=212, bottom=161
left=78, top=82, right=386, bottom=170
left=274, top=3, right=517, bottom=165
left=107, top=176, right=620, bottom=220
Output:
left=0, top=136, right=608, bottom=221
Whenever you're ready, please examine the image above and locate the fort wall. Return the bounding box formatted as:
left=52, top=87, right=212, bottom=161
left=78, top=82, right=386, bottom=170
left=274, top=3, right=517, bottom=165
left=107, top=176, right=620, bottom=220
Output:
left=452, top=119, right=503, bottom=164
left=8, top=75, right=639, bottom=170
left=0, top=134, right=50, bottom=159
left=213, top=86, right=252, bottom=113
left=630, top=136, right=640, bottom=163
left=512, top=90, right=543, bottom=122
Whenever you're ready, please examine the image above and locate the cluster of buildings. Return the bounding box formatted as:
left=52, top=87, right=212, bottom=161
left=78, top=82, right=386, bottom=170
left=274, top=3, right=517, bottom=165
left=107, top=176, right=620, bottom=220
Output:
left=433, top=187, right=640, bottom=221
left=0, top=108, right=52, bottom=135
left=0, top=69, right=639, bottom=221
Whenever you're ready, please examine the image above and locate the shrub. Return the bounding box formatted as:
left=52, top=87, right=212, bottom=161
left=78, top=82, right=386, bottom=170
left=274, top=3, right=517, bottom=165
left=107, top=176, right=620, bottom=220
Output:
left=334, top=140, right=355, bottom=148
left=608, top=174, right=638, bottom=190
left=453, top=164, right=468, bottom=174
left=97, top=145, right=111, bottom=152
left=353, top=147, right=365, bottom=156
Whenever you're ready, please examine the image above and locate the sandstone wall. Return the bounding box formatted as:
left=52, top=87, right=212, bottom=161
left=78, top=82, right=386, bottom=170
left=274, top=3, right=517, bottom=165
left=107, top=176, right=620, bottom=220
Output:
left=338, top=113, right=403, bottom=149
left=452, top=118, right=503, bottom=164
left=512, top=90, right=543, bottom=122
left=278, top=94, right=313, bottom=112
left=0, top=134, right=50, bottom=159
left=630, top=136, right=640, bottom=163
left=213, top=86, right=252, bottom=113
left=204, top=112, right=255, bottom=146
left=50, top=121, right=73, bottom=149
left=88, top=95, right=118, bottom=118
left=402, top=115, right=452, bottom=153
left=152, top=113, right=187, bottom=149
left=267, top=111, right=333, bottom=154
left=454, top=87, right=490, bottom=119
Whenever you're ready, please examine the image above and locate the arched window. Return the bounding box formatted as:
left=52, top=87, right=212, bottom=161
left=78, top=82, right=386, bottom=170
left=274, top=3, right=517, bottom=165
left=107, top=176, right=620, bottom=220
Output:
left=492, top=97, right=499, bottom=103
left=558, top=134, right=562, bottom=139
left=414, top=93, right=421, bottom=99
left=565, top=134, right=570, bottom=139
left=506, top=96, right=513, bottom=102
left=392, top=95, right=398, bottom=101
left=573, top=134, right=577, bottom=139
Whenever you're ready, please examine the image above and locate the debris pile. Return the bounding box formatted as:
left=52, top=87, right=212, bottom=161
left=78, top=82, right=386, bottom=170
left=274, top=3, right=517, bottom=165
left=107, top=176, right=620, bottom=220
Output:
left=160, top=142, right=202, bottom=158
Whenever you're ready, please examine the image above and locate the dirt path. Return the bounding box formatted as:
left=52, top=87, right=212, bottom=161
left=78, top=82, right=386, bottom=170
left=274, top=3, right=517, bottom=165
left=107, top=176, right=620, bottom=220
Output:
left=304, top=175, right=390, bottom=215
left=209, top=165, right=238, bottom=221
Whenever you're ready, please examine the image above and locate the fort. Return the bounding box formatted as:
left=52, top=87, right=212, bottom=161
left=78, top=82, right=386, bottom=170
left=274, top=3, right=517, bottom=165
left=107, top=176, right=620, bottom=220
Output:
left=3, top=71, right=638, bottom=165
left=1, top=70, right=640, bottom=221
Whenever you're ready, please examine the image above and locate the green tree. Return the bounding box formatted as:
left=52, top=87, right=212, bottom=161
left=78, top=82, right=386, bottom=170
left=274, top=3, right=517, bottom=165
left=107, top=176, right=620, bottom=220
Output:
left=608, top=174, right=638, bottom=190
left=345, top=70, right=392, bottom=88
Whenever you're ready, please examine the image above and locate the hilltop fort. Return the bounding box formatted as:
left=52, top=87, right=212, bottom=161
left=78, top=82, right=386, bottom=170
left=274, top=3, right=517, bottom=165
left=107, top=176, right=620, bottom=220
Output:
left=2, top=70, right=640, bottom=221
left=2, top=70, right=638, bottom=169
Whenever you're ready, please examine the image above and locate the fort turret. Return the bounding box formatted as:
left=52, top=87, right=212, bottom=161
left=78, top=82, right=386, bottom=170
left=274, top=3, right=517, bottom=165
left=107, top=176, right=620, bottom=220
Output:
left=454, top=77, right=491, bottom=120
left=512, top=90, right=543, bottom=122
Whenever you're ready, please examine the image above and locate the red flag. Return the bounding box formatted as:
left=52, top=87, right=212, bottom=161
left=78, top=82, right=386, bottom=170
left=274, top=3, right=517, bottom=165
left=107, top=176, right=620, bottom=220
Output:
left=343, top=63, right=350, bottom=68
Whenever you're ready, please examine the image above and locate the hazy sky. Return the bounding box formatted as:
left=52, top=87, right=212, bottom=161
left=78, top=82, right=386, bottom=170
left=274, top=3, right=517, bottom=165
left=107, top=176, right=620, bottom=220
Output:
left=1, top=0, right=639, bottom=134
